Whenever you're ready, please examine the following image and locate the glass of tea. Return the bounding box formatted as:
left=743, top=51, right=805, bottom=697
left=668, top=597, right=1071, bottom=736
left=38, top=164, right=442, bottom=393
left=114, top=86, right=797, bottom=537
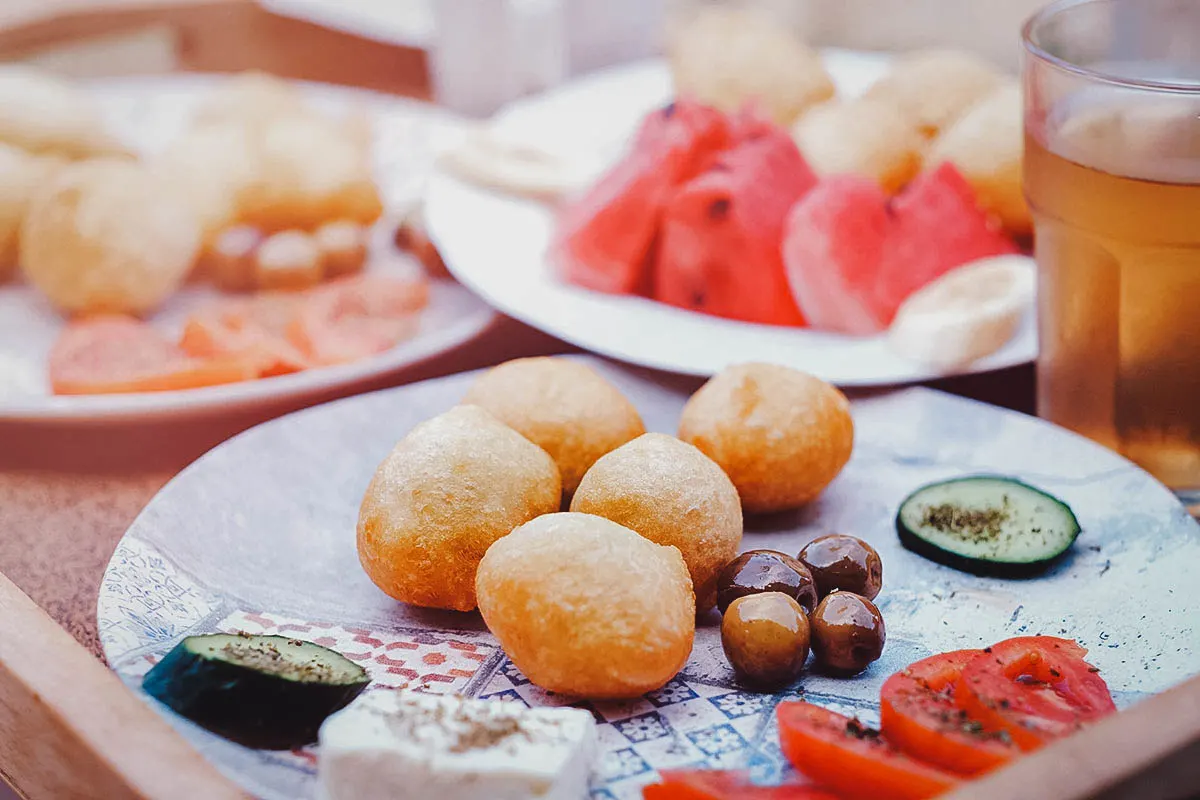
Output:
left=1023, top=0, right=1200, bottom=510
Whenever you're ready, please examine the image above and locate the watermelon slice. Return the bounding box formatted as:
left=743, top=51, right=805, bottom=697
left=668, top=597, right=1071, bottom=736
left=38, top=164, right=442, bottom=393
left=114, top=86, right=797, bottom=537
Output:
left=551, top=101, right=733, bottom=295
left=652, top=120, right=815, bottom=326
left=782, top=163, right=1018, bottom=335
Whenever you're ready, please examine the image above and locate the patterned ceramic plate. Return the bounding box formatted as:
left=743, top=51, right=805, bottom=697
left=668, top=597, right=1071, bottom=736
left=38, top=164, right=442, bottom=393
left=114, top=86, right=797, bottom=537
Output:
left=0, top=75, right=494, bottom=423
left=98, top=357, right=1200, bottom=799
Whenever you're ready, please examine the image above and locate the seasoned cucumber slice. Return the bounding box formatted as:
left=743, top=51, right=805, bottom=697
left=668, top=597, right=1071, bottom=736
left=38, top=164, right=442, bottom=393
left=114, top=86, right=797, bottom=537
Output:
left=143, top=633, right=370, bottom=749
left=896, top=476, right=1081, bottom=576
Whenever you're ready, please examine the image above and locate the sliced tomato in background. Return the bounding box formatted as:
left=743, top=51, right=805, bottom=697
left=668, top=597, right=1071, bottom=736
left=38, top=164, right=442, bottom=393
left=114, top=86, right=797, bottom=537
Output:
left=954, top=636, right=1116, bottom=751
left=287, top=274, right=429, bottom=365
left=776, top=702, right=960, bottom=800
left=643, top=770, right=842, bottom=800
left=50, top=315, right=254, bottom=395
left=180, top=294, right=310, bottom=377
left=881, top=650, right=1019, bottom=775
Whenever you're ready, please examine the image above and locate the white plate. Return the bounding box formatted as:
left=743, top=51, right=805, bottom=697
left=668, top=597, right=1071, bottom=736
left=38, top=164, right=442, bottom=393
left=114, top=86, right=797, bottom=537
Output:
left=0, top=75, right=495, bottom=423
left=99, top=356, right=1198, bottom=800
left=425, top=55, right=1038, bottom=386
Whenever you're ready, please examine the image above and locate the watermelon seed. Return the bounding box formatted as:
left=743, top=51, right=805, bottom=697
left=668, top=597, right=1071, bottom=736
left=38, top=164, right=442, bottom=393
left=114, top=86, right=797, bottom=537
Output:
left=707, top=198, right=731, bottom=220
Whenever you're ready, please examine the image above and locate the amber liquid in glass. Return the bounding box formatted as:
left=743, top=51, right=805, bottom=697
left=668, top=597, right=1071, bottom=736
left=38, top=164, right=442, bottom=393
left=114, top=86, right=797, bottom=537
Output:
left=1025, top=98, right=1200, bottom=494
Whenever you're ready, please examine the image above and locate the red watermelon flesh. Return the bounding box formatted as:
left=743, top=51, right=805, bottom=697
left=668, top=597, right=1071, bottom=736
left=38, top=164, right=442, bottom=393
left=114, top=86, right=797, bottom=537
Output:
left=551, top=101, right=733, bottom=295
left=782, top=163, right=1019, bottom=335
left=653, top=122, right=816, bottom=326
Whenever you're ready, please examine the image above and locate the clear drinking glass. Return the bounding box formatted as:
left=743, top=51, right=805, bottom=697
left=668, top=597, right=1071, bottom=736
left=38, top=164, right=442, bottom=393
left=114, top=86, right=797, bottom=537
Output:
left=1022, top=0, right=1200, bottom=510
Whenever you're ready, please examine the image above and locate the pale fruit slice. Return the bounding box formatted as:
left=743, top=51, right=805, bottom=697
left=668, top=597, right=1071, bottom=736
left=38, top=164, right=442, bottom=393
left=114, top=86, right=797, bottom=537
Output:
left=887, top=254, right=1036, bottom=369
left=438, top=129, right=594, bottom=202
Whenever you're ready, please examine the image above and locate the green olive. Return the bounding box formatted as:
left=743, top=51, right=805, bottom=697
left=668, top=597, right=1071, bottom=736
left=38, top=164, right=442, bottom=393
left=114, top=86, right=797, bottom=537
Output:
left=720, top=591, right=810, bottom=689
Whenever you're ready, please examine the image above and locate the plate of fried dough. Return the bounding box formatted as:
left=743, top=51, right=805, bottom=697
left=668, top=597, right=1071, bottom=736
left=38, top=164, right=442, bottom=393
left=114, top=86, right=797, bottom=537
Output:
left=99, top=354, right=1199, bottom=799
left=426, top=7, right=1037, bottom=385
left=0, top=67, right=494, bottom=422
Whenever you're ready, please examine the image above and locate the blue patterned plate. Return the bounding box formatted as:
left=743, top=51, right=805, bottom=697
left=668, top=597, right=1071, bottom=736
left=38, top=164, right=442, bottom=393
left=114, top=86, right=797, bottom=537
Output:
left=99, top=357, right=1200, bottom=799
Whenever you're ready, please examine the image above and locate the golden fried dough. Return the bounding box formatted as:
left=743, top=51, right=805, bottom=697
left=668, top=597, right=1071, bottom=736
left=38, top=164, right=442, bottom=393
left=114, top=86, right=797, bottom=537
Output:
left=570, top=433, right=741, bottom=612
left=21, top=159, right=199, bottom=315
left=358, top=405, right=561, bottom=612
left=190, top=71, right=308, bottom=131
left=0, top=66, right=130, bottom=160
left=925, top=83, right=1029, bottom=236
left=792, top=98, right=924, bottom=193
left=476, top=512, right=695, bottom=698
left=255, top=230, right=322, bottom=291
left=0, top=143, right=62, bottom=282
left=678, top=363, right=853, bottom=513
left=203, top=225, right=262, bottom=292
left=461, top=358, right=646, bottom=497
left=669, top=6, right=834, bottom=126
left=314, top=220, right=368, bottom=279
left=865, top=49, right=1006, bottom=139
left=237, top=112, right=382, bottom=232
left=152, top=122, right=260, bottom=243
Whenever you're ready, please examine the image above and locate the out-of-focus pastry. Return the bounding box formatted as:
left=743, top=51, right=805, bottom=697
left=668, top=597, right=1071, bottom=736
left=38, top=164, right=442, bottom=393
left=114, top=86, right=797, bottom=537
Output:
left=925, top=83, right=1029, bottom=236
left=864, top=49, right=1006, bottom=139
left=668, top=6, right=835, bottom=126
left=475, top=512, right=695, bottom=699
left=190, top=71, right=308, bottom=131
left=0, top=66, right=131, bottom=160
left=21, top=159, right=199, bottom=315
left=357, top=405, right=561, bottom=612
left=0, top=143, right=62, bottom=282
left=152, top=122, right=261, bottom=245
left=314, top=219, right=368, bottom=279
left=570, top=433, right=742, bottom=612
left=678, top=363, right=854, bottom=513
left=255, top=230, right=322, bottom=291
left=461, top=357, right=646, bottom=497
left=792, top=98, right=924, bottom=193
left=203, top=225, right=263, bottom=292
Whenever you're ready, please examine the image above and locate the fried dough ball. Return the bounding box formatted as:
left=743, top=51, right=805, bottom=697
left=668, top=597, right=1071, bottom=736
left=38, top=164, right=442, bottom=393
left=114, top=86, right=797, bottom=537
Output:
left=357, top=405, right=561, bottom=612
left=0, top=143, right=63, bottom=282
left=461, top=358, right=646, bottom=497
left=792, top=98, right=924, bottom=193
left=152, top=123, right=260, bottom=243
left=314, top=219, right=368, bottom=279
left=190, top=71, right=308, bottom=131
left=476, top=512, right=695, bottom=698
left=668, top=6, right=835, bottom=126
left=237, top=112, right=383, bottom=233
left=0, top=66, right=131, bottom=160
left=678, top=363, right=853, bottom=513
left=570, top=433, right=742, bottom=612
left=20, top=159, right=199, bottom=315
left=865, top=49, right=1006, bottom=139
left=255, top=230, right=322, bottom=291
left=203, top=224, right=262, bottom=292
left=925, top=83, right=1029, bottom=236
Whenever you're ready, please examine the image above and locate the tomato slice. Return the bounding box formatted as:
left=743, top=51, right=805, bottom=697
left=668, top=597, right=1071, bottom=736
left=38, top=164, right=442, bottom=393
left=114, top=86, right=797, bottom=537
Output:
left=287, top=273, right=429, bottom=365
left=954, top=636, right=1116, bottom=751
left=180, top=293, right=310, bottom=377
left=643, top=770, right=842, bottom=800
left=881, top=650, right=1019, bottom=775
left=50, top=315, right=254, bottom=395
left=776, top=702, right=961, bottom=800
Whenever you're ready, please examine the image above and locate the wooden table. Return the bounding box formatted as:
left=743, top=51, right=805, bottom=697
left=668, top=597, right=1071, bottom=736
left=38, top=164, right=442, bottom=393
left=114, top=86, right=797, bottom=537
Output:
left=0, top=2, right=1197, bottom=799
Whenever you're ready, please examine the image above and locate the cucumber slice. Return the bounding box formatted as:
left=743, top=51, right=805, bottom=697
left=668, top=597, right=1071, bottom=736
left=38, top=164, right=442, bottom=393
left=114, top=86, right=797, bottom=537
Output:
left=143, top=633, right=370, bottom=749
left=896, top=476, right=1081, bottom=576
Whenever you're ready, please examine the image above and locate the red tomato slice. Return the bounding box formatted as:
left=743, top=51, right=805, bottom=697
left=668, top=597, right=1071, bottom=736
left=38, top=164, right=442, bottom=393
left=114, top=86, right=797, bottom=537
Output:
left=50, top=315, right=255, bottom=395
left=643, top=770, right=842, bottom=800
left=776, top=702, right=961, bottom=800
left=881, top=650, right=1019, bottom=775
left=287, top=274, right=429, bottom=365
left=180, top=294, right=310, bottom=377
left=954, top=636, right=1116, bottom=751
